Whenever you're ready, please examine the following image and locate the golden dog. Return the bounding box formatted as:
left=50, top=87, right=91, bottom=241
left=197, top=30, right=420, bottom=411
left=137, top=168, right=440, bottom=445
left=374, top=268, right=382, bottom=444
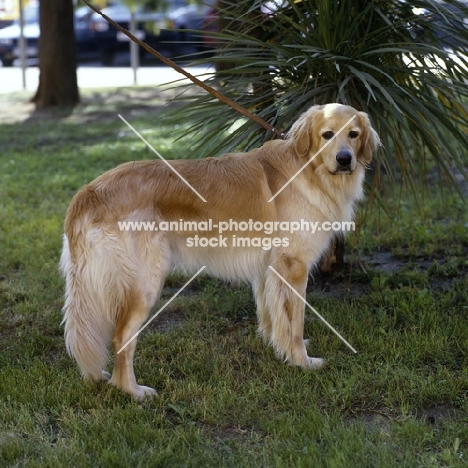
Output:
left=60, top=103, right=379, bottom=399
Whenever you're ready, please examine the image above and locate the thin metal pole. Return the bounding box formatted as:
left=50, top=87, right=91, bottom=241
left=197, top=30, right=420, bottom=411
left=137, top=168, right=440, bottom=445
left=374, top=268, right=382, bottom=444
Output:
left=130, top=9, right=138, bottom=85
left=19, top=0, right=27, bottom=89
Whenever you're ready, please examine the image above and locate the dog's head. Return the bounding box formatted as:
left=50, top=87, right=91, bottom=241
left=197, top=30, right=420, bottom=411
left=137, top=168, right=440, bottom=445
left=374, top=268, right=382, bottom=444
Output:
left=288, top=103, right=380, bottom=174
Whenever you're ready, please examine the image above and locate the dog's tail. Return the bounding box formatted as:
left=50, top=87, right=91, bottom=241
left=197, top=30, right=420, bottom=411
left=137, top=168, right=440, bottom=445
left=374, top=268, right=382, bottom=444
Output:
left=59, top=196, right=135, bottom=380
left=60, top=233, right=110, bottom=380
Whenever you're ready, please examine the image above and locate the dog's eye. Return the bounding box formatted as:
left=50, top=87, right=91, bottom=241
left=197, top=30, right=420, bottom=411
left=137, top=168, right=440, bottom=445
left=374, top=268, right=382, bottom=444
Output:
left=349, top=131, right=359, bottom=139
left=322, top=131, right=334, bottom=140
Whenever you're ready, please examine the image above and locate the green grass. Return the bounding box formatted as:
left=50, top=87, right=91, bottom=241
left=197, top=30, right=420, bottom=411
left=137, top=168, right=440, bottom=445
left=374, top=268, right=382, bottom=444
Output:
left=0, top=88, right=467, bottom=467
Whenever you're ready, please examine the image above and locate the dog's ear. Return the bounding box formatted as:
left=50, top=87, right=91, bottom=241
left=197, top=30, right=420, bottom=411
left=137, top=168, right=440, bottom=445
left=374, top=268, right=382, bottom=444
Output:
left=358, top=112, right=380, bottom=163
left=288, top=107, right=319, bottom=157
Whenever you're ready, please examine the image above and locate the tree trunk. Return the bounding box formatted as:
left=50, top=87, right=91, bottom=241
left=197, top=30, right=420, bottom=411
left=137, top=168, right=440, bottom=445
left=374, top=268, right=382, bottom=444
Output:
left=32, top=0, right=79, bottom=108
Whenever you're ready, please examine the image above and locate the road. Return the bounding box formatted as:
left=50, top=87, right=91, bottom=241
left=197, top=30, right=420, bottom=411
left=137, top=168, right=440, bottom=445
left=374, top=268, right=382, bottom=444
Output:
left=0, top=63, right=214, bottom=94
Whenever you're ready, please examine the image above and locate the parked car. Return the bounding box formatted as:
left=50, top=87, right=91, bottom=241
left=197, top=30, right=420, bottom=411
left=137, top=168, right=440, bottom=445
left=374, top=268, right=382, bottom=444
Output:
left=0, top=3, right=99, bottom=66
left=0, top=0, right=217, bottom=67
left=88, top=0, right=217, bottom=63
left=0, top=1, right=39, bottom=66
left=87, top=2, right=185, bottom=64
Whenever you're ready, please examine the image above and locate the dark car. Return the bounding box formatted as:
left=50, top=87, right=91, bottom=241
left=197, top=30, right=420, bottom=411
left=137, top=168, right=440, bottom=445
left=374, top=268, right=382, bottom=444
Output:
left=0, top=1, right=191, bottom=67
left=88, top=2, right=185, bottom=64
left=88, top=0, right=219, bottom=63
left=0, top=0, right=218, bottom=67
left=0, top=4, right=99, bottom=66
left=0, top=2, right=40, bottom=66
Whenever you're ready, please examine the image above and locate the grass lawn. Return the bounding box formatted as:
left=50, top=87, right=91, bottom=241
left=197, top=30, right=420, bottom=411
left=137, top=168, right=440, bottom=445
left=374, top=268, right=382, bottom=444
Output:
left=0, top=88, right=467, bottom=467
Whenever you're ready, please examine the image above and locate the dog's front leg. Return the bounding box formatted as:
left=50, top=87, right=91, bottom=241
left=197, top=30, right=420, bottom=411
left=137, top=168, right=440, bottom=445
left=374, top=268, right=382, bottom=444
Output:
left=252, top=277, right=272, bottom=344
left=265, top=254, right=325, bottom=369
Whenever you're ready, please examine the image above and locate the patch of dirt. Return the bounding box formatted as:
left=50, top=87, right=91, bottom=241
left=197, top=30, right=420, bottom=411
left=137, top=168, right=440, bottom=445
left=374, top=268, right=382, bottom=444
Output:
left=307, top=258, right=372, bottom=298
left=347, top=404, right=466, bottom=434
left=147, top=306, right=187, bottom=334
left=362, top=251, right=409, bottom=275
left=346, top=410, right=395, bottom=436
left=197, top=421, right=266, bottom=445
left=307, top=245, right=468, bottom=299
left=307, top=273, right=370, bottom=298
left=164, top=402, right=266, bottom=444
left=414, top=404, right=466, bottom=425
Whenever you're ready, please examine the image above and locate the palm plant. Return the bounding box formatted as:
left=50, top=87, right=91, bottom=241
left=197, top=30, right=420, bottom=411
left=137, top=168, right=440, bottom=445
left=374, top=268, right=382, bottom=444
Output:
left=170, top=0, right=468, bottom=198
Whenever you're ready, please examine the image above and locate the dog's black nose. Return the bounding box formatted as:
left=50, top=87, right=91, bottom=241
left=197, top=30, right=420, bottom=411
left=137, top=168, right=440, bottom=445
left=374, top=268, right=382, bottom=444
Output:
left=336, top=150, right=352, bottom=166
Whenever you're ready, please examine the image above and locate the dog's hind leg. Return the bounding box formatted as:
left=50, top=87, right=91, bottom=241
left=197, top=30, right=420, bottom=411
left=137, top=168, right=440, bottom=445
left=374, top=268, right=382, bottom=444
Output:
left=265, top=254, right=325, bottom=369
left=109, top=236, right=171, bottom=399
left=109, top=289, right=159, bottom=400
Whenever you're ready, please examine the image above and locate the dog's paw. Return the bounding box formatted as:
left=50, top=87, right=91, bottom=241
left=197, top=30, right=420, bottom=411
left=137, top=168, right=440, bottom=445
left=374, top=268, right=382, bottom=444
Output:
left=130, top=385, right=158, bottom=401
left=101, top=370, right=111, bottom=381
left=307, top=357, right=326, bottom=369
left=288, top=354, right=326, bottom=369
